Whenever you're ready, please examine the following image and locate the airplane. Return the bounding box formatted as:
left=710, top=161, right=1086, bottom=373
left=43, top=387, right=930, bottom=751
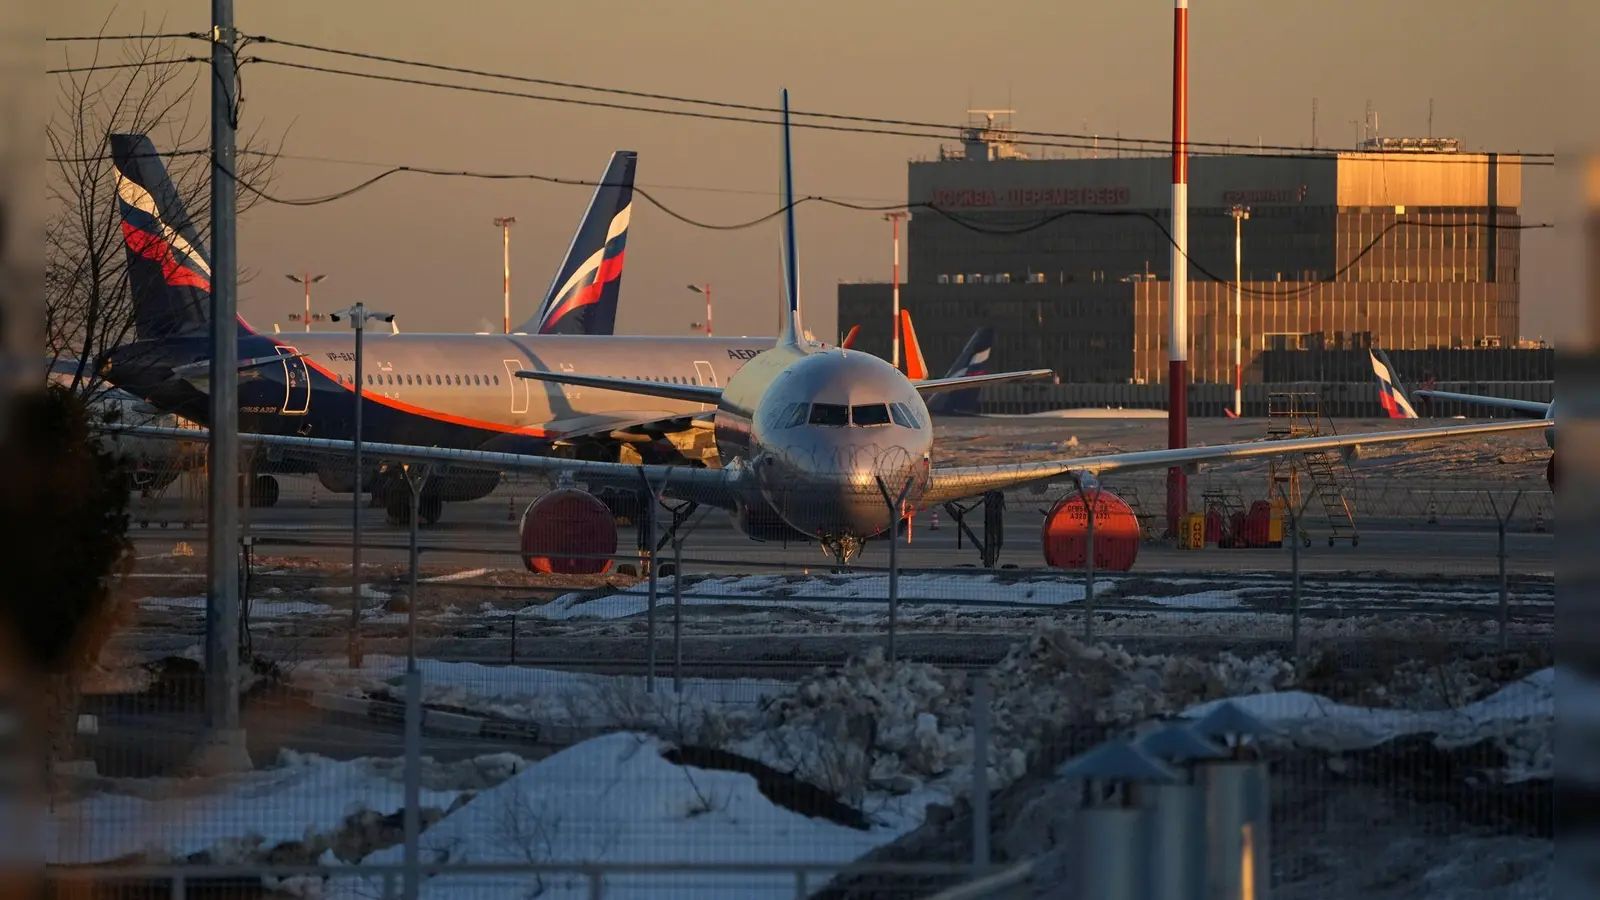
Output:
left=1369, top=347, right=1555, bottom=488
left=840, top=310, right=993, bottom=415
left=97, top=134, right=795, bottom=521
left=110, top=90, right=1552, bottom=568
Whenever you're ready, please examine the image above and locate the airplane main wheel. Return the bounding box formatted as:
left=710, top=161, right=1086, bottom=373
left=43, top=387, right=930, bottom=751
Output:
left=386, top=491, right=410, bottom=525
left=420, top=496, right=443, bottom=526
left=250, top=474, right=280, bottom=508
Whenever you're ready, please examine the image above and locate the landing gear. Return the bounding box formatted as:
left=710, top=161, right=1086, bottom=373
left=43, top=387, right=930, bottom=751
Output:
left=632, top=488, right=699, bottom=576
left=821, top=534, right=864, bottom=569
left=385, top=489, right=443, bottom=525
left=943, top=490, right=1006, bottom=568
left=250, top=474, right=280, bottom=508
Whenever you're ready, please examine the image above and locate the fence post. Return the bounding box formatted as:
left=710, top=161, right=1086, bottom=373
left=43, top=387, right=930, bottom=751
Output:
left=1489, top=490, right=1523, bottom=653
left=792, top=869, right=808, bottom=900
left=588, top=870, right=603, bottom=900
left=645, top=495, right=658, bottom=694
left=673, top=532, right=684, bottom=694
left=169, top=874, right=186, bottom=900
left=972, top=672, right=991, bottom=870
left=402, top=668, right=422, bottom=900
left=1281, top=483, right=1302, bottom=664
left=888, top=508, right=899, bottom=665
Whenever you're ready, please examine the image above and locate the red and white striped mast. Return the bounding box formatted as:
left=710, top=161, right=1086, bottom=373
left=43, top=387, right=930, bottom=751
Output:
left=1166, top=0, right=1191, bottom=536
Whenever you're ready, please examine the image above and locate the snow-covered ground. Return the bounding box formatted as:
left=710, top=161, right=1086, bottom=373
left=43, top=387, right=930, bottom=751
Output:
left=61, top=627, right=1556, bottom=898
left=325, top=733, right=898, bottom=900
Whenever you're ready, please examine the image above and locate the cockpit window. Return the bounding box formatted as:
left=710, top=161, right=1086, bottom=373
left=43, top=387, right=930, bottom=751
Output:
left=782, top=402, right=809, bottom=428
left=851, top=403, right=891, bottom=427
left=890, top=402, right=919, bottom=428
left=808, top=403, right=849, bottom=427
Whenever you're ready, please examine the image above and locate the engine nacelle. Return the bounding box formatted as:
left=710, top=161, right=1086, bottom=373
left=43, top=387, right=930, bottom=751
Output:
left=1041, top=489, right=1141, bottom=571
left=430, top=469, right=501, bottom=502
left=519, top=488, right=619, bottom=575
left=734, top=498, right=810, bottom=543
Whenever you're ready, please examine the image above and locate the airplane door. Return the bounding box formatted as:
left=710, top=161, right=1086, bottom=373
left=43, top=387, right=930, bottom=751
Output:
left=694, top=360, right=717, bottom=411
left=502, top=359, right=529, bottom=414
left=277, top=345, right=310, bottom=415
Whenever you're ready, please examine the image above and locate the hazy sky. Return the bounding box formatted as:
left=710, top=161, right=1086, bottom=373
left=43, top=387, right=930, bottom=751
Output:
left=49, top=1, right=1585, bottom=343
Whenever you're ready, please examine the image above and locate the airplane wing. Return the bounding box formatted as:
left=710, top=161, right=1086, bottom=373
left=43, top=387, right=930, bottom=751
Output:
left=914, top=369, right=1055, bottom=396
left=515, top=369, right=722, bottom=405
left=920, top=417, right=1553, bottom=506
left=545, top=409, right=710, bottom=443
left=1412, top=390, right=1549, bottom=417
left=105, top=424, right=745, bottom=507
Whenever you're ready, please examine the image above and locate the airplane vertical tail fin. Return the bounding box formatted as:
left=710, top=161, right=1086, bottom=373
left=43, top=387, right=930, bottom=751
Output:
left=777, top=89, right=803, bottom=348
left=523, top=150, right=636, bottom=335
left=109, top=134, right=251, bottom=339
left=839, top=325, right=860, bottom=349
left=899, top=310, right=928, bottom=380
left=926, top=326, right=995, bottom=415
left=1370, top=348, right=1419, bottom=418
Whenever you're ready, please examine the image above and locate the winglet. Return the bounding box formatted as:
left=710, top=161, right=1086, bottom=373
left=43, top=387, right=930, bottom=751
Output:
left=777, top=88, right=803, bottom=348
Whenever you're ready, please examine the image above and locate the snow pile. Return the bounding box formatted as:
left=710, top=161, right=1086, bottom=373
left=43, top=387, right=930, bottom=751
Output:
left=325, top=733, right=889, bottom=900
left=736, top=625, right=1297, bottom=806
left=1184, top=667, right=1555, bottom=781
left=139, top=595, right=338, bottom=619
left=46, top=750, right=531, bottom=865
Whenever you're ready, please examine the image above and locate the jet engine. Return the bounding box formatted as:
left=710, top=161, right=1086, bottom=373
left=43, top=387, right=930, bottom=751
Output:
left=519, top=488, right=618, bottom=575
left=734, top=498, right=810, bottom=543
left=1041, top=489, right=1141, bottom=571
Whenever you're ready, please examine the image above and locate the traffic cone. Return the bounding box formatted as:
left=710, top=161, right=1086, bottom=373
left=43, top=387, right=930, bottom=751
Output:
left=931, top=509, right=940, bottom=530
left=508, top=496, right=516, bottom=521
left=310, top=483, right=319, bottom=508
left=1535, top=507, right=1545, bottom=532
left=1427, top=500, right=1437, bottom=525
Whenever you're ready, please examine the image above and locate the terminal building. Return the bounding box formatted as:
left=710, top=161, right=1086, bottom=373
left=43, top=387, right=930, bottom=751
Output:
left=836, top=113, right=1543, bottom=414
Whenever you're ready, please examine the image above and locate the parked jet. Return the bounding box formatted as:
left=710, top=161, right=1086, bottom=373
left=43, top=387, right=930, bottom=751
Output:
left=98, top=134, right=792, bottom=520
left=1369, top=347, right=1554, bottom=487
left=112, top=91, right=1552, bottom=565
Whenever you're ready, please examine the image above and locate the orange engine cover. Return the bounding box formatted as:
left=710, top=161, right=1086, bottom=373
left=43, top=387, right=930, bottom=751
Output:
left=519, top=489, right=618, bottom=575
left=1041, top=490, right=1140, bottom=571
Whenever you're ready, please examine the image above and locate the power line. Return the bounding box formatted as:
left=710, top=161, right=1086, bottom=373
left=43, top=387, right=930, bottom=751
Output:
left=243, top=55, right=1556, bottom=166
left=244, top=34, right=1557, bottom=163
left=210, top=153, right=1550, bottom=295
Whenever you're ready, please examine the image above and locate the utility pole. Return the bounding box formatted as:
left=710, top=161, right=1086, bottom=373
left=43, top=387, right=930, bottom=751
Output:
left=198, top=0, right=249, bottom=773
left=493, top=216, right=516, bottom=333
left=1231, top=206, right=1250, bottom=417
left=330, top=303, right=394, bottom=669
left=286, top=272, right=326, bottom=332
left=885, top=212, right=907, bottom=370
left=687, top=283, right=712, bottom=336
left=1167, top=0, right=1191, bottom=535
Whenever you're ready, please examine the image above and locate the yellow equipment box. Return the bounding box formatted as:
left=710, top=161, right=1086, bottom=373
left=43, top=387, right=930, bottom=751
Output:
left=1178, top=512, right=1206, bottom=549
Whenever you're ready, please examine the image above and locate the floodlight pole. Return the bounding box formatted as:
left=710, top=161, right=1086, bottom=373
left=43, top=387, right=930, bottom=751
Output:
left=1230, top=206, right=1249, bottom=417
left=286, top=272, right=326, bottom=333
left=494, top=217, right=516, bottom=334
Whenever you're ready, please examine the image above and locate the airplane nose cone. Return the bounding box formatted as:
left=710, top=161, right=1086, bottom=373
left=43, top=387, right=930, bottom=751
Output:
left=760, top=436, right=928, bottom=538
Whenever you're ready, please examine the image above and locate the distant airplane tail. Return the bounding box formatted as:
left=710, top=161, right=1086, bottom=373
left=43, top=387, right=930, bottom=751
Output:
left=109, top=133, right=253, bottom=340
left=522, top=150, right=636, bottom=335
left=898, top=309, right=928, bottom=380
left=1370, top=348, right=1419, bottom=419
left=839, top=325, right=860, bottom=349
left=925, top=321, right=995, bottom=416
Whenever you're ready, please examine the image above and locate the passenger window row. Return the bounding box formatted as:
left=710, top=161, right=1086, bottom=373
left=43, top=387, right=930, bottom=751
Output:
left=775, top=401, right=922, bottom=428
left=332, top=372, right=707, bottom=388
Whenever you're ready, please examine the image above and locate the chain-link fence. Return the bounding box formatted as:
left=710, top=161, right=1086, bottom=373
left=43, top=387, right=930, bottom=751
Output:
left=75, top=447, right=1554, bottom=897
